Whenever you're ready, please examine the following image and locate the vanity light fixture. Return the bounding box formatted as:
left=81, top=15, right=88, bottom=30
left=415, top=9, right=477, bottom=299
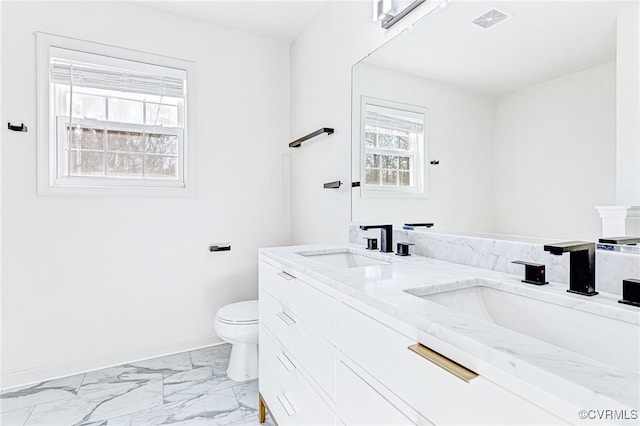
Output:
left=374, top=0, right=426, bottom=29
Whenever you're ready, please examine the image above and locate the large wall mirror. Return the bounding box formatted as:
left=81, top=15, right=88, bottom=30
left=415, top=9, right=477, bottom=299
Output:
left=352, top=1, right=638, bottom=241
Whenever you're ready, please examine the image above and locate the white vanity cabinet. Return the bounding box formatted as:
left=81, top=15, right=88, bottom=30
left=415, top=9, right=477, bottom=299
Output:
left=258, top=258, right=338, bottom=425
left=259, top=256, right=566, bottom=425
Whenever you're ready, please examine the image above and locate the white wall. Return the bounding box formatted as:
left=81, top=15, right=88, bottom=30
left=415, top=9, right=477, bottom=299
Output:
left=616, top=4, right=640, bottom=207
left=1, top=1, right=290, bottom=387
left=494, top=62, right=616, bottom=240
left=352, top=63, right=495, bottom=232
left=289, top=1, right=442, bottom=244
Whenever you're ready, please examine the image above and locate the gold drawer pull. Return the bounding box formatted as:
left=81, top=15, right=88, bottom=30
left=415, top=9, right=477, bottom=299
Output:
left=277, top=393, right=296, bottom=416
left=277, top=352, right=297, bottom=371
left=408, top=344, right=478, bottom=383
left=277, top=271, right=296, bottom=281
left=277, top=311, right=296, bottom=326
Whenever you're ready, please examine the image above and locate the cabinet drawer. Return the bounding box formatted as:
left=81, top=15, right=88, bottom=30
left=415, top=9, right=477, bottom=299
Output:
left=259, top=354, right=336, bottom=426
left=259, top=325, right=303, bottom=392
left=338, top=303, right=565, bottom=425
left=337, top=361, right=418, bottom=426
left=260, top=289, right=336, bottom=399
left=259, top=260, right=336, bottom=343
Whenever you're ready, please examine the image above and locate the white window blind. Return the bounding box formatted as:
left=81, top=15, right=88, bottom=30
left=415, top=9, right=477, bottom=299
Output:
left=365, top=104, right=424, bottom=133
left=50, top=47, right=185, bottom=97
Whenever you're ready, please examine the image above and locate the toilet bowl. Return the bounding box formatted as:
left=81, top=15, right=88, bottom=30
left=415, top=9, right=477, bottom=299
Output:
left=214, top=300, right=259, bottom=382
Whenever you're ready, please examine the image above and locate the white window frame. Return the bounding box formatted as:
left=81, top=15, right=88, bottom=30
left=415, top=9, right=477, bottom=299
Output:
left=360, top=96, right=428, bottom=198
left=36, top=32, right=196, bottom=195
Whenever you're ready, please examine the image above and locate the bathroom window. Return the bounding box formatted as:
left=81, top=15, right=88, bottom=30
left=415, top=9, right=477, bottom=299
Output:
left=361, top=98, right=427, bottom=196
left=36, top=33, right=195, bottom=194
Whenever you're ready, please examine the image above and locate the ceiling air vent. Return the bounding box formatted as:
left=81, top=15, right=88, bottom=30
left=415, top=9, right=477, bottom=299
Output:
left=471, top=9, right=511, bottom=30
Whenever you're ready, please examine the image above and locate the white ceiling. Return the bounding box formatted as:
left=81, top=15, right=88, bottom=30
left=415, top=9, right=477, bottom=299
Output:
left=366, top=1, right=635, bottom=96
left=133, top=0, right=327, bottom=42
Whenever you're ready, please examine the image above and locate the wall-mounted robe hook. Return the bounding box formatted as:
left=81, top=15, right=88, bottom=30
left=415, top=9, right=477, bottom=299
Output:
left=8, top=123, right=27, bottom=132
left=430, top=160, right=440, bottom=165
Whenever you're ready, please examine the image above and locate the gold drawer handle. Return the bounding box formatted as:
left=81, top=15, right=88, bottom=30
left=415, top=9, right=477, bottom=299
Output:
left=277, top=311, right=296, bottom=326
left=408, top=344, right=478, bottom=383
left=277, top=271, right=296, bottom=281
left=277, top=393, right=296, bottom=416
left=277, top=352, right=297, bottom=371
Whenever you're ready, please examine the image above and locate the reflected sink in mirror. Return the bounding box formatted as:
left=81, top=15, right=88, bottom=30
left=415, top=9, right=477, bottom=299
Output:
left=405, top=279, right=640, bottom=372
left=298, top=250, right=390, bottom=268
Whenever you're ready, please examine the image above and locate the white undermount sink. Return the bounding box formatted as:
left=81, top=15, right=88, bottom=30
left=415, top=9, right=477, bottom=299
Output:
left=298, top=250, right=390, bottom=268
left=405, top=279, right=640, bottom=372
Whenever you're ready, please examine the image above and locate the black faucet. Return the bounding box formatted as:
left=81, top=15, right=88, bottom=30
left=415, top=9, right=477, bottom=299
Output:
left=360, top=225, right=393, bottom=253
left=543, top=241, right=597, bottom=296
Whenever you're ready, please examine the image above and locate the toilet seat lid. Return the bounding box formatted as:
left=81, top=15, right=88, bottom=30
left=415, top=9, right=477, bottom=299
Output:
left=216, top=300, right=258, bottom=324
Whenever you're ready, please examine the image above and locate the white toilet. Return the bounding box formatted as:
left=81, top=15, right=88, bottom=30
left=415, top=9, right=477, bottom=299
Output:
left=214, top=300, right=259, bottom=382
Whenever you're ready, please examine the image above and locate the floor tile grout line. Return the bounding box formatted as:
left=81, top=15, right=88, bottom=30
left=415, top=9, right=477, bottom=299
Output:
left=76, top=372, right=88, bottom=394
left=161, top=375, right=165, bottom=406
left=99, top=388, right=173, bottom=426
left=21, top=405, right=36, bottom=426
left=188, top=349, right=196, bottom=369
left=231, top=384, right=241, bottom=411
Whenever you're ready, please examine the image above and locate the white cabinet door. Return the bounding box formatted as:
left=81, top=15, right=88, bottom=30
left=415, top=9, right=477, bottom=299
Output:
left=337, top=302, right=566, bottom=425
left=337, top=360, right=427, bottom=426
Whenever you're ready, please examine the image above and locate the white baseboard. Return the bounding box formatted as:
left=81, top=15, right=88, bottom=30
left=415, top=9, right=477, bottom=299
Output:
left=1, top=335, right=223, bottom=391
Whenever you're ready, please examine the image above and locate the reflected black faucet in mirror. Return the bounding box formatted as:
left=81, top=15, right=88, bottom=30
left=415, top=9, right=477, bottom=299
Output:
left=403, top=223, right=434, bottom=230
left=599, top=237, right=640, bottom=245
left=543, top=241, right=597, bottom=296
left=360, top=225, right=393, bottom=253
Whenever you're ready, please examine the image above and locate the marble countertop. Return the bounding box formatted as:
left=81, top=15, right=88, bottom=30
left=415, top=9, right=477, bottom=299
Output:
left=259, top=243, right=640, bottom=411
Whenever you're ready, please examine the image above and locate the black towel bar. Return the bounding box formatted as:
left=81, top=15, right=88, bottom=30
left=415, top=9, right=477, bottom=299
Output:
left=289, top=128, right=334, bottom=148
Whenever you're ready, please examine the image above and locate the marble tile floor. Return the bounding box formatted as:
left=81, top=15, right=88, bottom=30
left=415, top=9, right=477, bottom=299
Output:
left=0, top=344, right=274, bottom=426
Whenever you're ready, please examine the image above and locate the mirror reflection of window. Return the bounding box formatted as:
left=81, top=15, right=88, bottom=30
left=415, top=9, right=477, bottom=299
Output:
left=361, top=98, right=427, bottom=196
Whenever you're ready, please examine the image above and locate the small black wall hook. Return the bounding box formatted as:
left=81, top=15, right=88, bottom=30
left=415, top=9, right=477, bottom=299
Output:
left=323, top=181, right=342, bottom=189
left=8, top=123, right=28, bottom=132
